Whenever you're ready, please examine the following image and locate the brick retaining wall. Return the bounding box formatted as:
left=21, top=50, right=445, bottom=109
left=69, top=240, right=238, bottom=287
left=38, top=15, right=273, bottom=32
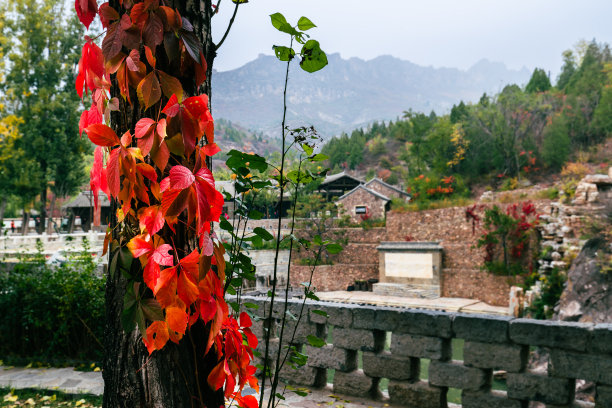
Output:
left=245, top=296, right=612, bottom=407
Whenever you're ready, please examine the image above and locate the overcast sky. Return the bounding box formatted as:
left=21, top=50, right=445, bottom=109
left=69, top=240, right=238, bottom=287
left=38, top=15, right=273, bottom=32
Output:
left=210, top=0, right=612, bottom=78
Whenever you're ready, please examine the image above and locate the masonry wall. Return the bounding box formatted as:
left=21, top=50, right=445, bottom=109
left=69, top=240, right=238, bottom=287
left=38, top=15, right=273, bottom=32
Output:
left=290, top=227, right=386, bottom=292
left=246, top=296, right=612, bottom=408
left=337, top=188, right=387, bottom=222
left=386, top=208, right=514, bottom=306
left=366, top=179, right=404, bottom=199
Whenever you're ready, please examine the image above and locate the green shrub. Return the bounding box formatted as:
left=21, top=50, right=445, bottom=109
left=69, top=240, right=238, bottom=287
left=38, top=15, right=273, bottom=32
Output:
left=0, top=241, right=105, bottom=364
left=525, top=268, right=567, bottom=319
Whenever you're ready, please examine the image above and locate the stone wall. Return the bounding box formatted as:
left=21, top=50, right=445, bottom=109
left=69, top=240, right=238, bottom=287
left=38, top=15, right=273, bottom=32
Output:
left=386, top=209, right=515, bottom=306
left=290, top=228, right=386, bottom=292
left=246, top=296, right=612, bottom=408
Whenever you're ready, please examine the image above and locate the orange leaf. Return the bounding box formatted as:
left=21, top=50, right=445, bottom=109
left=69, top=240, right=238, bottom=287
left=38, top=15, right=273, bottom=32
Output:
left=137, top=71, right=161, bottom=110
left=158, top=71, right=184, bottom=101
left=207, top=360, right=228, bottom=391
left=166, top=306, right=188, bottom=336
left=143, top=320, right=169, bottom=354
left=177, top=266, right=199, bottom=305
left=85, top=124, right=120, bottom=147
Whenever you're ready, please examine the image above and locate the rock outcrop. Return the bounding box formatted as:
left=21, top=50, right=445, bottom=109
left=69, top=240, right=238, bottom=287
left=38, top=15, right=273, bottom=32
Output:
left=555, top=237, right=612, bottom=323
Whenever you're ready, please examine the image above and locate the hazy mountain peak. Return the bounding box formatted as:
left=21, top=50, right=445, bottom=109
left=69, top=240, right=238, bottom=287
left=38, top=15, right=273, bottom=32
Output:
left=212, top=54, right=530, bottom=138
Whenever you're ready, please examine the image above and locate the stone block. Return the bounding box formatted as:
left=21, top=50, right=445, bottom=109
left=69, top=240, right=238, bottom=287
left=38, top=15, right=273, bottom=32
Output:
left=463, top=341, right=527, bottom=372
left=589, top=324, right=612, bottom=354
left=597, top=384, right=612, bottom=407
left=250, top=317, right=276, bottom=340
left=304, top=345, right=357, bottom=372
left=506, top=372, right=574, bottom=405
left=461, top=390, right=524, bottom=408
left=509, top=319, right=592, bottom=351
left=352, top=306, right=400, bottom=331
left=428, top=360, right=488, bottom=391
left=256, top=338, right=280, bottom=361
left=391, top=333, right=451, bottom=360
left=362, top=351, right=418, bottom=381
left=279, top=364, right=326, bottom=387
left=309, top=303, right=353, bottom=327
left=453, top=313, right=512, bottom=343
left=279, top=320, right=320, bottom=344
left=394, top=308, right=453, bottom=338
left=332, top=369, right=379, bottom=398
left=332, top=327, right=385, bottom=352
left=388, top=380, right=447, bottom=408
left=550, top=349, right=612, bottom=384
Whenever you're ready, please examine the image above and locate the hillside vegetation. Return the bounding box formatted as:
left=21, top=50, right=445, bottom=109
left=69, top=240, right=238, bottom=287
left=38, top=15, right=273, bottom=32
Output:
left=322, top=40, right=612, bottom=204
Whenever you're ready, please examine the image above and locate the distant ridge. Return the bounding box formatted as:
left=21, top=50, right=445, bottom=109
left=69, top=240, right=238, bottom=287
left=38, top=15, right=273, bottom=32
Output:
left=211, top=53, right=530, bottom=139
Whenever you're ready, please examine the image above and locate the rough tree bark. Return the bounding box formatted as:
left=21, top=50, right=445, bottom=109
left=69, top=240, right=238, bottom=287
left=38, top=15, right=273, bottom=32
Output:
left=102, top=1, right=222, bottom=407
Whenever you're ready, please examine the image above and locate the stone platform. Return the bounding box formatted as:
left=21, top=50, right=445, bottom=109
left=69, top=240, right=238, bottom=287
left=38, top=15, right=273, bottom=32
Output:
left=317, top=290, right=509, bottom=315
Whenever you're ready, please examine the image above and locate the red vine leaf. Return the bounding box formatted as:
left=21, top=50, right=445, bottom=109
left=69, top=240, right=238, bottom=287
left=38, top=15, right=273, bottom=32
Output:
left=162, top=94, right=180, bottom=117
left=98, top=2, right=119, bottom=28
left=143, top=13, right=164, bottom=49
left=169, top=165, right=195, bottom=190
left=102, top=22, right=126, bottom=60
left=75, top=0, right=98, bottom=29
left=139, top=205, right=165, bottom=235
left=76, top=38, right=105, bottom=98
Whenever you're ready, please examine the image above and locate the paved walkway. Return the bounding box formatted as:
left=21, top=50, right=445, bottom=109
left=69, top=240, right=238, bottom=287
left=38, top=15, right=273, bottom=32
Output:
left=317, top=291, right=509, bottom=315
left=0, top=366, right=419, bottom=408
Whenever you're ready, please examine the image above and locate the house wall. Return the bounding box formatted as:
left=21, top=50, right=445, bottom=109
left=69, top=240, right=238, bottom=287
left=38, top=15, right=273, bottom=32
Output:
left=367, top=179, right=404, bottom=200
left=337, top=188, right=387, bottom=222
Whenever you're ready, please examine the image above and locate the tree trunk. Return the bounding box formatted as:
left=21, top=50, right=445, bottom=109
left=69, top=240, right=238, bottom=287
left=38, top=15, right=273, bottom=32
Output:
left=47, top=194, right=56, bottom=234
left=0, top=197, right=6, bottom=234
left=102, top=1, right=222, bottom=407
left=21, top=210, right=29, bottom=235
left=38, top=188, right=47, bottom=234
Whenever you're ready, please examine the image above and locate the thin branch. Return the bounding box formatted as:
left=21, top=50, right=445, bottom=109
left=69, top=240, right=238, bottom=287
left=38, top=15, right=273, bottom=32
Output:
left=259, top=35, right=293, bottom=408
left=214, top=1, right=239, bottom=51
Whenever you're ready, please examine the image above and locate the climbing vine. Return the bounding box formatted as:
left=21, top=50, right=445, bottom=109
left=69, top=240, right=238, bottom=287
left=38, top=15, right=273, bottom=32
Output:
left=75, top=1, right=257, bottom=405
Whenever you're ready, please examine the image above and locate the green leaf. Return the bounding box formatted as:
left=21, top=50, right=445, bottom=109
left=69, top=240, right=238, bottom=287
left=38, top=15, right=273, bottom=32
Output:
left=270, top=12, right=288, bottom=30
left=301, top=143, right=314, bottom=156
left=273, top=45, right=295, bottom=62
left=326, top=243, right=343, bottom=254
left=253, top=227, right=274, bottom=241
left=141, top=298, right=164, bottom=321
left=309, top=153, right=328, bottom=162
left=248, top=209, right=264, bottom=220
left=297, top=16, right=316, bottom=31
left=244, top=302, right=259, bottom=310
left=219, top=216, right=233, bottom=232
left=312, top=309, right=328, bottom=317
left=231, top=0, right=248, bottom=3
left=292, top=390, right=309, bottom=397
left=313, top=235, right=323, bottom=246
left=300, top=40, right=328, bottom=73
left=228, top=301, right=240, bottom=312
left=305, top=291, right=320, bottom=301
left=121, top=305, right=137, bottom=334
left=306, top=335, right=325, bottom=348
left=270, top=13, right=298, bottom=36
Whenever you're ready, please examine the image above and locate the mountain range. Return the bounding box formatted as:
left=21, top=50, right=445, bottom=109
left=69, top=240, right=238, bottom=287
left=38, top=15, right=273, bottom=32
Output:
left=211, top=53, right=531, bottom=139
